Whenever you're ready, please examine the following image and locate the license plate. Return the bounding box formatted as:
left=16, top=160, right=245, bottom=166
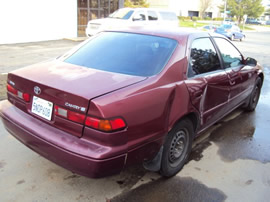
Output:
left=31, top=96, right=53, bottom=121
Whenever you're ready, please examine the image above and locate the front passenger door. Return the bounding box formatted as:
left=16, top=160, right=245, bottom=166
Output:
left=213, top=37, right=252, bottom=108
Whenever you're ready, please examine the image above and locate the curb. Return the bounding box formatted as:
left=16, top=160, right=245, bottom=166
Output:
left=64, top=37, right=87, bottom=42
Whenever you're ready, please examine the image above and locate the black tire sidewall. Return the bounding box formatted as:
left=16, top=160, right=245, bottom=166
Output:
left=160, top=119, right=194, bottom=177
left=246, top=77, right=262, bottom=111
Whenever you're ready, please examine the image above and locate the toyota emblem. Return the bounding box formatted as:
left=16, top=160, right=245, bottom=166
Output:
left=34, top=86, right=41, bottom=95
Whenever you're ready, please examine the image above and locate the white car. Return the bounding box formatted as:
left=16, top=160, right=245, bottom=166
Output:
left=85, top=8, right=179, bottom=37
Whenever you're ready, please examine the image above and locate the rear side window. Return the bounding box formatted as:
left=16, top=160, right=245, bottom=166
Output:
left=214, top=38, right=242, bottom=68
left=147, top=11, right=158, bottom=20
left=64, top=32, right=177, bottom=77
left=188, top=38, right=221, bottom=77
left=159, top=11, right=178, bottom=21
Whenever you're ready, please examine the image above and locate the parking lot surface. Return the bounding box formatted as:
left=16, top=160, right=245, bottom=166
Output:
left=0, top=32, right=270, bottom=202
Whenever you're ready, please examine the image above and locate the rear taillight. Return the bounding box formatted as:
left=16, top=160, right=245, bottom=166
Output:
left=7, top=84, right=17, bottom=94
left=55, top=105, right=86, bottom=124
left=85, top=116, right=126, bottom=132
left=7, top=84, right=30, bottom=102
left=54, top=105, right=127, bottom=132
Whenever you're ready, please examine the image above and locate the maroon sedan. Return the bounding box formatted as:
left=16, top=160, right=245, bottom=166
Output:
left=0, top=28, right=263, bottom=178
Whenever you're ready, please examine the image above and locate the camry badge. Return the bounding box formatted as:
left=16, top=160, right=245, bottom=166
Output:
left=34, top=86, right=41, bottom=95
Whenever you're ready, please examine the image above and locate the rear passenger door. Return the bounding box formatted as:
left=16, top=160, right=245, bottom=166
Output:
left=184, top=37, right=231, bottom=130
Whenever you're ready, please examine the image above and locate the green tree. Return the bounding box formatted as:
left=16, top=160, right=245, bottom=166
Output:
left=220, top=0, right=264, bottom=23
left=124, top=0, right=149, bottom=8
left=200, top=0, right=213, bottom=18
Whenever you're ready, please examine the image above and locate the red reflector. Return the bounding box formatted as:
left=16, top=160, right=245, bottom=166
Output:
left=7, top=84, right=30, bottom=102
left=23, top=93, right=30, bottom=102
left=55, top=105, right=85, bottom=124
left=110, top=118, right=126, bottom=130
left=7, top=84, right=17, bottom=95
left=68, top=111, right=85, bottom=124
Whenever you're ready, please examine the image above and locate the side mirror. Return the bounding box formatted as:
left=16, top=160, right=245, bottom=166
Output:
left=244, top=57, right=257, bottom=66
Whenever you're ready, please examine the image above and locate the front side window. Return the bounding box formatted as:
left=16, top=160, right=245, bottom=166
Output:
left=188, top=38, right=221, bottom=77
left=64, top=32, right=177, bottom=77
left=133, top=11, right=146, bottom=21
left=214, top=38, right=242, bottom=68
left=147, top=11, right=158, bottom=20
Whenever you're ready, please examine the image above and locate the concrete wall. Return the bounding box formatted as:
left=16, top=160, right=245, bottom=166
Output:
left=0, top=0, right=77, bottom=44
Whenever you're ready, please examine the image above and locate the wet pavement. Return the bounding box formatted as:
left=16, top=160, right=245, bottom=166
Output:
left=0, top=32, right=270, bottom=202
left=111, top=177, right=227, bottom=202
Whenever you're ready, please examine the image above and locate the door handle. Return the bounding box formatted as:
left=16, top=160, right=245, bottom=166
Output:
left=229, top=80, right=236, bottom=86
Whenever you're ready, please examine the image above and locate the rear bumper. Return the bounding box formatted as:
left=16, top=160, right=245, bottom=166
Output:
left=0, top=100, right=126, bottom=178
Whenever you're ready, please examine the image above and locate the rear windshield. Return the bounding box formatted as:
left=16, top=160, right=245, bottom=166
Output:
left=159, top=11, right=178, bottom=21
left=64, top=32, right=177, bottom=77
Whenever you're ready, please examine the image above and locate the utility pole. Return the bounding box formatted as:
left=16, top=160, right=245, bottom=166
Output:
left=224, top=0, right=227, bottom=21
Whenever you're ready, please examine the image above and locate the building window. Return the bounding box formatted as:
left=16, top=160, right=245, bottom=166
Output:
left=77, top=0, right=122, bottom=36
left=188, top=11, right=199, bottom=17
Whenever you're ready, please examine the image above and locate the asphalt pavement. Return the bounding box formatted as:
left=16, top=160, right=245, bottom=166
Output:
left=0, top=32, right=270, bottom=202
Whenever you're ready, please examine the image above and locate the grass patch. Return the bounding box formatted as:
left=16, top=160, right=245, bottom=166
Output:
left=239, top=24, right=254, bottom=31
left=179, top=20, right=255, bottom=31
left=179, top=20, right=208, bottom=28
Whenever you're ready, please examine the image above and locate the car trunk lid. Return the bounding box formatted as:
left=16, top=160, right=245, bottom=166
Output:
left=7, top=60, right=146, bottom=137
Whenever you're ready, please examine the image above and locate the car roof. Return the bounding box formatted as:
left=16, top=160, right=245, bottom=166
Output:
left=102, top=26, right=210, bottom=42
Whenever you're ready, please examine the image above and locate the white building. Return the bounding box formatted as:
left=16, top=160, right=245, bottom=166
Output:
left=0, top=0, right=123, bottom=44
left=147, top=0, right=223, bottom=18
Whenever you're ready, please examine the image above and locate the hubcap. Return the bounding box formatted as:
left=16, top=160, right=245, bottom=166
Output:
left=169, top=130, right=188, bottom=167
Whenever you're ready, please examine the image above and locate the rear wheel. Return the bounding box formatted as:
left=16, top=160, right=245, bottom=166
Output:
left=240, top=35, right=245, bottom=42
left=160, top=118, right=194, bottom=177
left=244, top=77, right=262, bottom=111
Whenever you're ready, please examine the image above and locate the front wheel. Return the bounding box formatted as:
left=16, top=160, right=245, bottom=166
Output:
left=244, top=77, right=262, bottom=111
left=230, top=35, right=235, bottom=41
left=160, top=118, right=194, bottom=177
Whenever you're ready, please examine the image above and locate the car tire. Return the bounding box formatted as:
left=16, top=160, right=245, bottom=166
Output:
left=245, top=77, right=262, bottom=112
left=240, top=35, right=245, bottom=41
left=160, top=118, right=194, bottom=177
left=230, top=35, right=235, bottom=41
